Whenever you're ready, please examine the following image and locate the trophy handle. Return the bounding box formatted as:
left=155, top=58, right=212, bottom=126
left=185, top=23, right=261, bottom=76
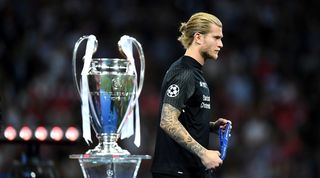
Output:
left=131, top=38, right=145, bottom=104
left=72, top=35, right=101, bottom=133
left=116, top=37, right=145, bottom=135
left=72, top=35, right=98, bottom=96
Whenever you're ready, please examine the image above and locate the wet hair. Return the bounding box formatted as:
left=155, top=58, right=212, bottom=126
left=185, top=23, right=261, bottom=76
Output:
left=178, top=12, right=222, bottom=49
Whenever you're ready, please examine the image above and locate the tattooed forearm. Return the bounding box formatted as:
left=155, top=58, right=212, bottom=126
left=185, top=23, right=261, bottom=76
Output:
left=160, top=103, right=206, bottom=157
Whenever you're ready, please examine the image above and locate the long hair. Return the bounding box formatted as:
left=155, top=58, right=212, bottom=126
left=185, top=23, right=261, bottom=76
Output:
left=178, top=12, right=222, bottom=49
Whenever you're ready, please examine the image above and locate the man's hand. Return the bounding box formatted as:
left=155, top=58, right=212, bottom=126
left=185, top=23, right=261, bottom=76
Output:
left=210, top=118, right=232, bottom=134
left=200, top=149, right=223, bottom=169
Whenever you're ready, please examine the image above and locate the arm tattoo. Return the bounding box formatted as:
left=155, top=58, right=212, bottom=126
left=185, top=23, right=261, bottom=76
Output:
left=160, top=103, right=206, bottom=157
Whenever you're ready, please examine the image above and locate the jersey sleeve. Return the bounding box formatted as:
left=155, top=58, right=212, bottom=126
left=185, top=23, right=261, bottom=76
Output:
left=162, top=69, right=195, bottom=110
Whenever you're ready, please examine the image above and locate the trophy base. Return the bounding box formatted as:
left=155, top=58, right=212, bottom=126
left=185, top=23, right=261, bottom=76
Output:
left=86, top=133, right=130, bottom=155
left=86, top=143, right=130, bottom=156
left=70, top=154, right=151, bottom=178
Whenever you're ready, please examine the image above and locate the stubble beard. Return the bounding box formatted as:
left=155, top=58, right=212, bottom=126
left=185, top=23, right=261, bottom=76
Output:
left=201, top=50, right=218, bottom=61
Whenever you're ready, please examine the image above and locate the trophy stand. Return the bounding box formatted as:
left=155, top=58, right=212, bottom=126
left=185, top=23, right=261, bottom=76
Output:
left=71, top=35, right=151, bottom=178
left=70, top=154, right=151, bottom=178
left=69, top=134, right=151, bottom=178
left=85, top=134, right=130, bottom=155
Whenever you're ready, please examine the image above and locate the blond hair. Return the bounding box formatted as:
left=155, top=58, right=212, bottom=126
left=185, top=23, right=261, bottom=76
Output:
left=178, top=12, right=222, bottom=49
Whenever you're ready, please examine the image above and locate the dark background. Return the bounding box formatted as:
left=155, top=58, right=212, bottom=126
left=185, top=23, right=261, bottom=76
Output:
left=0, top=0, right=319, bottom=177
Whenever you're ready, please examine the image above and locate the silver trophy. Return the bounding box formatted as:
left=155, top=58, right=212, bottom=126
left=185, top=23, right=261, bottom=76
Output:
left=70, top=35, right=150, bottom=178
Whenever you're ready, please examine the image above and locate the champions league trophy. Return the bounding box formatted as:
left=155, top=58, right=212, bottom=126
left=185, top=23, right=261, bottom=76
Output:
left=70, top=34, right=151, bottom=178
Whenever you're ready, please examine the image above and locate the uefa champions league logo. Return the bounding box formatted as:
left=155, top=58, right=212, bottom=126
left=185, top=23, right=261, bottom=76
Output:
left=167, top=84, right=179, bottom=97
left=106, top=169, right=114, bottom=178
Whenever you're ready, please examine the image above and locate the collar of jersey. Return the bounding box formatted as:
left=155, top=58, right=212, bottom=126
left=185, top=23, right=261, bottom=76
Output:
left=182, top=55, right=202, bottom=70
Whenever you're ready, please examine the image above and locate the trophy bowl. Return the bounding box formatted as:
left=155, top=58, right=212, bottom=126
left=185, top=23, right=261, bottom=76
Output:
left=86, top=58, right=134, bottom=155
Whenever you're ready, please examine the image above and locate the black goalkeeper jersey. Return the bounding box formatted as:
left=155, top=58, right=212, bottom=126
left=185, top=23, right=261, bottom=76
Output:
left=151, top=56, right=212, bottom=177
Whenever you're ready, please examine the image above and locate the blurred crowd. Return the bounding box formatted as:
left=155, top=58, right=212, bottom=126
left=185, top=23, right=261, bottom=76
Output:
left=0, top=0, right=319, bottom=178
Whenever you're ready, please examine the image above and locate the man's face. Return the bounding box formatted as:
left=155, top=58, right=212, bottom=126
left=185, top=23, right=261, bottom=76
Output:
left=199, top=24, right=223, bottom=60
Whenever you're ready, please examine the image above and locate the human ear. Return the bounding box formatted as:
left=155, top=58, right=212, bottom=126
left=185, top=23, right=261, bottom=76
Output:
left=194, top=32, right=203, bottom=45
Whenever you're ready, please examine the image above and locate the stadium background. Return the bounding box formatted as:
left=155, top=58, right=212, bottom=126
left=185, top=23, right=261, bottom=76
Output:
left=0, top=0, right=319, bottom=177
